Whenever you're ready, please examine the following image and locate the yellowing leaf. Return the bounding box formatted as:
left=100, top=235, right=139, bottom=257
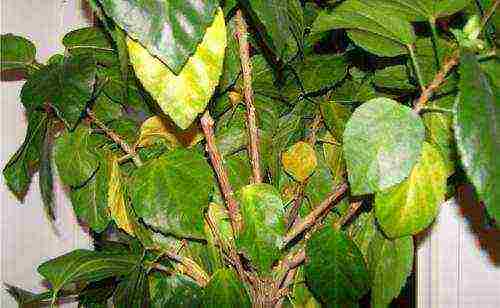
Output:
left=127, top=8, right=226, bottom=129
left=282, top=141, right=318, bottom=182
left=108, top=156, right=134, bottom=235
left=136, top=116, right=203, bottom=149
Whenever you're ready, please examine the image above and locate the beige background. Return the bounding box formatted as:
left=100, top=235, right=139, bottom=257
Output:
left=1, top=1, right=499, bottom=307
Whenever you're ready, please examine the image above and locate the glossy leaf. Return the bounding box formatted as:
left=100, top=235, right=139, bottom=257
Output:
left=235, top=183, right=286, bottom=273
left=364, top=0, right=472, bottom=21
left=149, top=272, right=203, bottom=308
left=69, top=154, right=111, bottom=233
left=3, top=111, right=47, bottom=201
left=1, top=34, right=36, bottom=71
left=38, top=249, right=139, bottom=294
left=376, top=143, right=447, bottom=238
left=343, top=98, right=425, bottom=195
left=114, top=266, right=149, bottom=308
left=202, top=269, right=251, bottom=308
left=128, top=8, right=226, bottom=129
left=282, top=141, right=318, bottom=182
left=136, top=116, right=203, bottom=149
left=130, top=149, right=212, bottom=239
left=311, top=0, right=415, bottom=57
left=21, top=53, right=97, bottom=127
left=98, top=0, right=218, bottom=74
left=305, top=227, right=370, bottom=306
left=54, top=126, right=99, bottom=188
left=108, top=156, right=134, bottom=235
left=454, top=52, right=500, bottom=221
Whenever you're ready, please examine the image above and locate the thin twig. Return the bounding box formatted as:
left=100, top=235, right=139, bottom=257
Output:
left=481, top=0, right=500, bottom=29
left=286, top=113, right=323, bottom=229
left=235, top=9, right=262, bottom=183
left=87, top=110, right=143, bottom=167
left=200, top=111, right=243, bottom=232
left=281, top=183, right=348, bottom=247
left=333, top=201, right=363, bottom=229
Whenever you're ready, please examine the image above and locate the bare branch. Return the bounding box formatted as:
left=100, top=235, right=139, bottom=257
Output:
left=235, top=9, right=262, bottom=183
left=200, top=111, right=243, bottom=232
left=87, top=110, right=143, bottom=167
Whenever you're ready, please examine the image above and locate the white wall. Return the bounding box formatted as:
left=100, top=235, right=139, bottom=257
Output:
left=1, top=1, right=91, bottom=306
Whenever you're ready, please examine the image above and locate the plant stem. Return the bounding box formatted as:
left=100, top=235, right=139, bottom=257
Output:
left=407, top=44, right=425, bottom=91
left=413, top=51, right=459, bottom=113
left=86, top=110, right=143, bottom=167
left=200, top=111, right=243, bottom=232
left=429, top=19, right=441, bottom=69
left=281, top=183, right=349, bottom=247
left=333, top=201, right=363, bottom=229
left=235, top=9, right=262, bottom=184
left=480, top=0, right=500, bottom=30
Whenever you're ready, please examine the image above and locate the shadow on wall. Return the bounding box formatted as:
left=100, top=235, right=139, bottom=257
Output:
left=457, top=184, right=500, bottom=266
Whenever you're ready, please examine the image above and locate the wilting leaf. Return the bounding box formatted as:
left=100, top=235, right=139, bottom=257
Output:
left=149, top=272, right=204, bottom=308
left=1, top=34, right=37, bottom=71
left=136, top=116, right=203, bottom=149
left=343, top=97, right=425, bottom=195
left=108, top=156, right=134, bottom=235
left=128, top=8, right=226, bottom=129
left=38, top=249, right=139, bottom=295
left=236, top=183, right=286, bottom=272
left=21, top=53, right=97, bottom=127
left=3, top=111, right=47, bottom=201
left=282, top=141, right=318, bottom=182
left=305, top=227, right=370, bottom=306
left=130, top=149, right=212, bottom=239
left=202, top=269, right=251, bottom=307
left=454, top=52, right=500, bottom=222
left=98, top=0, right=218, bottom=74
left=375, top=143, right=447, bottom=238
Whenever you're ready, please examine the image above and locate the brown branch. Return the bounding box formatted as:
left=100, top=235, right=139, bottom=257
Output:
left=334, top=201, right=363, bottom=230
left=235, top=9, right=262, bottom=183
left=481, top=0, right=500, bottom=29
left=281, top=183, right=348, bottom=247
left=87, top=110, right=143, bottom=167
left=200, top=111, right=243, bottom=232
left=413, top=51, right=459, bottom=113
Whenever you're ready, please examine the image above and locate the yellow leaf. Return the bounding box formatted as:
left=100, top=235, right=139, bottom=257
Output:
left=108, top=156, right=134, bottom=235
left=282, top=141, right=318, bottom=182
left=127, top=8, right=226, bottom=129
left=136, top=116, right=203, bottom=149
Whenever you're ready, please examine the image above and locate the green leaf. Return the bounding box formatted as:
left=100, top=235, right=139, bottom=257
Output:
left=149, top=272, right=203, bottom=308
left=62, top=26, right=117, bottom=66
left=311, top=0, right=415, bottom=57
left=202, top=269, right=251, bottom=308
left=1, top=34, right=36, bottom=71
left=305, top=227, right=370, bottom=306
left=235, top=183, right=286, bottom=273
left=54, top=126, right=99, bottom=188
left=365, top=0, right=472, bottom=21
left=343, top=97, right=425, bottom=195
left=38, top=249, right=139, bottom=295
left=422, top=95, right=456, bottom=176
left=295, top=55, right=347, bottom=93
left=375, top=142, right=447, bottom=238
left=219, top=17, right=240, bottom=92
left=320, top=101, right=352, bottom=142
left=288, top=267, right=321, bottom=308
left=110, top=27, right=131, bottom=105
left=373, top=65, right=414, bottom=90
left=242, top=0, right=304, bottom=59
left=128, top=8, right=226, bottom=129
left=282, top=141, right=317, bottom=182
left=414, top=37, right=457, bottom=89
left=368, top=231, right=414, bottom=308
left=454, top=52, right=500, bottom=222
left=21, top=53, right=97, bottom=127
left=69, top=154, right=112, bottom=233
left=39, top=118, right=55, bottom=220
left=97, top=0, right=218, bottom=74
left=113, top=266, right=149, bottom=308
left=130, top=149, right=212, bottom=239
left=323, top=133, right=346, bottom=186
left=3, top=111, right=47, bottom=201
